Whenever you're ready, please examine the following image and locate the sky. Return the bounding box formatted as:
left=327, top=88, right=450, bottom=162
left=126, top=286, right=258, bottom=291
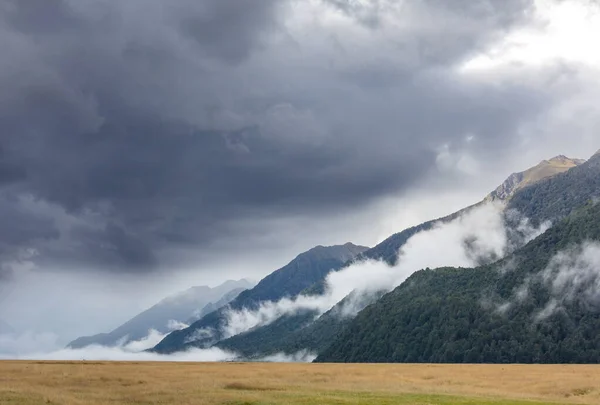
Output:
left=0, top=0, right=600, bottom=345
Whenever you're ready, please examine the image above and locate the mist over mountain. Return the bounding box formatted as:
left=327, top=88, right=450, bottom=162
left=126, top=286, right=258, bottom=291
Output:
left=149, top=151, right=597, bottom=360
left=67, top=279, right=253, bottom=349
left=152, top=243, right=368, bottom=353
left=312, top=151, right=600, bottom=362
left=215, top=289, right=386, bottom=358
left=317, top=201, right=600, bottom=363
left=186, top=287, right=247, bottom=325
left=4, top=149, right=599, bottom=363
left=326, top=155, right=583, bottom=270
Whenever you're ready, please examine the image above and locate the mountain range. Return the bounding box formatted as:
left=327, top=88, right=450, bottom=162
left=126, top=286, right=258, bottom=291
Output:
left=68, top=279, right=253, bottom=349
left=316, top=201, right=600, bottom=363
left=203, top=153, right=598, bottom=359
left=152, top=242, right=368, bottom=353
left=74, top=150, right=600, bottom=363
left=315, top=150, right=600, bottom=363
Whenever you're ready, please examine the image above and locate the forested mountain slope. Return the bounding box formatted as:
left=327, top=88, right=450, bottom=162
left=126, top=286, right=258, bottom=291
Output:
left=316, top=201, right=600, bottom=363
left=216, top=290, right=384, bottom=357
left=157, top=152, right=599, bottom=358
left=231, top=243, right=367, bottom=309
left=202, top=153, right=597, bottom=359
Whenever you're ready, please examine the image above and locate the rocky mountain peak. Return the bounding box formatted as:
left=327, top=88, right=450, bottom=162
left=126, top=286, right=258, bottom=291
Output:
left=548, top=155, right=586, bottom=165
left=485, top=154, right=584, bottom=203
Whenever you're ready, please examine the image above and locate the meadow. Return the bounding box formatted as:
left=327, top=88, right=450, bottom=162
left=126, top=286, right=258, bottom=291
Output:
left=1, top=361, right=599, bottom=405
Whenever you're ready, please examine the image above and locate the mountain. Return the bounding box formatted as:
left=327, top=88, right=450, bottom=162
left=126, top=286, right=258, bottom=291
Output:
left=215, top=289, right=385, bottom=358
left=305, top=154, right=585, bottom=296
left=186, top=287, right=246, bottom=324
left=217, top=152, right=598, bottom=360
left=67, top=279, right=252, bottom=349
left=159, top=151, right=598, bottom=359
left=232, top=243, right=368, bottom=309
left=505, top=153, right=600, bottom=227
left=485, top=155, right=585, bottom=202
left=352, top=154, right=585, bottom=268
left=151, top=243, right=369, bottom=353
left=316, top=201, right=600, bottom=363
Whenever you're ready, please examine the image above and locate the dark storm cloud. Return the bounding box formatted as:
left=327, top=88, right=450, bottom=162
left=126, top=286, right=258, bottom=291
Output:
left=0, top=0, right=552, bottom=276
left=0, top=195, right=59, bottom=280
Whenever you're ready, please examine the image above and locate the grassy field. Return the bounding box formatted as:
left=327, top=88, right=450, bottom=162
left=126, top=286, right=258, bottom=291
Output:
left=1, top=362, right=600, bottom=405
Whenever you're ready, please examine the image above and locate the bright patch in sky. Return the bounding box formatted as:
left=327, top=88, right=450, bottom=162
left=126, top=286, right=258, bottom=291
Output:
left=461, top=0, right=600, bottom=71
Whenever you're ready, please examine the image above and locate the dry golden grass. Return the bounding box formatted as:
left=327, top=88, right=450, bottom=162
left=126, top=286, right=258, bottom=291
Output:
left=1, top=361, right=600, bottom=405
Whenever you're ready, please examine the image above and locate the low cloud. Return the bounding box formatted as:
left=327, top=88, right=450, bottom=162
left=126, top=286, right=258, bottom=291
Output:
left=488, top=275, right=531, bottom=315
left=204, top=202, right=547, bottom=341
left=166, top=320, right=189, bottom=332
left=487, top=241, right=600, bottom=320
left=536, top=241, right=600, bottom=320
left=0, top=328, right=314, bottom=363
left=0, top=330, right=61, bottom=357
left=0, top=319, right=188, bottom=359
left=120, top=329, right=170, bottom=352
left=3, top=344, right=237, bottom=362
left=258, top=350, right=317, bottom=363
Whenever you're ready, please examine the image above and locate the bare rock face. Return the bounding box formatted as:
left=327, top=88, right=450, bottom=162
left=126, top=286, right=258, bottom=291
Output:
left=487, top=172, right=525, bottom=202
left=485, top=155, right=585, bottom=203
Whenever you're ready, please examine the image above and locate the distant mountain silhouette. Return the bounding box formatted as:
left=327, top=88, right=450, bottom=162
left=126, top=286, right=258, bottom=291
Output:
left=67, top=279, right=252, bottom=349
left=152, top=243, right=368, bottom=353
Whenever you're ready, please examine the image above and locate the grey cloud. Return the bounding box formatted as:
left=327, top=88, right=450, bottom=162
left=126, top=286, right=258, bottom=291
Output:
left=178, top=0, right=284, bottom=64
left=323, top=0, right=534, bottom=62
left=0, top=195, right=59, bottom=280
left=0, top=0, right=569, bottom=276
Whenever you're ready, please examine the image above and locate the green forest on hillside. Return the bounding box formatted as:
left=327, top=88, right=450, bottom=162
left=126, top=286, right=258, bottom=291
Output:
left=153, top=154, right=600, bottom=360
left=316, top=202, right=600, bottom=363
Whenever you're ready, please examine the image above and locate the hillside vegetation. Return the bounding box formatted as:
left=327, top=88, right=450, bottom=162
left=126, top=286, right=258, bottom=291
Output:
left=216, top=154, right=599, bottom=360
left=153, top=153, right=600, bottom=360
left=507, top=154, right=600, bottom=227
left=316, top=202, right=600, bottom=363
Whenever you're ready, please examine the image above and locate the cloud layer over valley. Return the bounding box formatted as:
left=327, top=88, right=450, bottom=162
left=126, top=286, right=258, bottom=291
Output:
left=0, top=326, right=314, bottom=363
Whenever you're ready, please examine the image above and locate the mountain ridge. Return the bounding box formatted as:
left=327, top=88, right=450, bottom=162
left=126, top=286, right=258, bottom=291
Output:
left=316, top=201, right=600, bottom=363
left=68, top=279, right=252, bottom=349
left=151, top=243, right=368, bottom=353
left=354, top=153, right=587, bottom=267
left=210, top=150, right=599, bottom=360
left=485, top=155, right=584, bottom=203
left=153, top=150, right=600, bottom=360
